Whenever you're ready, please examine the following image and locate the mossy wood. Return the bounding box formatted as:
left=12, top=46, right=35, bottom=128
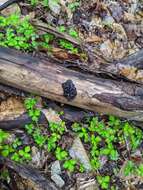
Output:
left=0, top=47, right=143, bottom=121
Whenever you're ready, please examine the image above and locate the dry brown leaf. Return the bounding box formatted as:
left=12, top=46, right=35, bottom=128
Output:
left=119, top=66, right=137, bottom=79
left=85, top=35, right=103, bottom=43
left=60, top=0, right=72, bottom=19
left=123, top=12, right=136, bottom=22
left=41, top=108, right=61, bottom=123
left=52, top=48, right=69, bottom=59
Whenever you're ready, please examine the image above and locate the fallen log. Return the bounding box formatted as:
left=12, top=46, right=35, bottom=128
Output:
left=0, top=156, right=58, bottom=190
left=1, top=47, right=143, bottom=121
left=32, top=20, right=143, bottom=84
left=94, top=48, right=143, bottom=84
left=0, top=112, right=48, bottom=130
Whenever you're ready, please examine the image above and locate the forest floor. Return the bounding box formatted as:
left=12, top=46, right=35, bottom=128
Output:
left=0, top=0, right=143, bottom=190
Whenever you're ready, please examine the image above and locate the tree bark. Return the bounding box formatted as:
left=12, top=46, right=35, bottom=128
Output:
left=32, top=21, right=143, bottom=84
left=80, top=47, right=143, bottom=84
left=95, top=48, right=143, bottom=84
left=0, top=112, right=48, bottom=130
left=0, top=156, right=58, bottom=190
left=0, top=47, right=143, bottom=121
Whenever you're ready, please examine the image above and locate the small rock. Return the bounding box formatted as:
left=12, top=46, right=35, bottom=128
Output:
left=102, top=15, right=115, bottom=27
left=42, top=108, right=61, bottom=123
left=0, top=0, right=8, bottom=6
left=31, top=146, right=41, bottom=166
left=112, top=40, right=127, bottom=59
left=1, top=3, right=21, bottom=16
left=109, top=2, right=123, bottom=22
left=51, top=161, right=61, bottom=176
left=48, top=0, right=61, bottom=15
left=51, top=174, right=65, bottom=188
left=113, top=23, right=127, bottom=41
left=100, top=40, right=113, bottom=58
left=31, top=146, right=46, bottom=168
left=130, top=0, right=138, bottom=14
left=69, top=137, right=92, bottom=172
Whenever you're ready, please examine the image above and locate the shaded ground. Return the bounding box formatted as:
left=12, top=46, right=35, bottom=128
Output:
left=0, top=0, right=143, bottom=189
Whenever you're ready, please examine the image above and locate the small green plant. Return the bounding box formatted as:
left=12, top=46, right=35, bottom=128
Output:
left=123, top=161, right=143, bottom=177
left=68, top=28, right=78, bottom=38
left=137, top=164, right=143, bottom=177
left=1, top=145, right=14, bottom=157
left=29, top=0, right=38, bottom=6
left=78, top=127, right=90, bottom=143
left=29, top=0, right=49, bottom=7
left=49, top=121, right=65, bottom=135
left=79, top=163, right=85, bottom=173
left=28, top=108, right=41, bottom=122
left=124, top=161, right=136, bottom=176
left=68, top=1, right=80, bottom=12
left=63, top=159, right=77, bottom=172
left=11, top=146, right=31, bottom=162
left=0, top=129, right=9, bottom=144
left=33, top=129, right=47, bottom=147
left=57, top=25, right=79, bottom=53
left=55, top=147, right=68, bottom=160
left=123, top=122, right=142, bottom=150
left=24, top=98, right=37, bottom=110
left=90, top=157, right=100, bottom=170
left=59, top=39, right=78, bottom=53
left=0, top=130, right=13, bottom=157
left=47, top=133, right=61, bottom=152
left=97, top=175, right=110, bottom=189
left=58, top=25, right=66, bottom=33
left=0, top=14, right=38, bottom=50
left=25, top=123, right=34, bottom=135
left=39, top=33, right=54, bottom=50
left=12, top=138, right=22, bottom=149
left=0, top=169, right=10, bottom=183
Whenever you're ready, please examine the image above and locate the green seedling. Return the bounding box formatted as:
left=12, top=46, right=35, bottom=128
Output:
left=137, top=164, right=143, bottom=177
left=11, top=146, right=31, bottom=162
left=97, top=175, right=110, bottom=189
left=47, top=133, right=60, bottom=152
left=124, top=160, right=136, bottom=176
left=68, top=28, right=78, bottom=38
left=68, top=1, right=80, bottom=12
left=0, top=14, right=38, bottom=50
left=0, top=169, right=10, bottom=183
left=63, top=159, right=77, bottom=172
left=12, top=138, right=22, bottom=149
left=1, top=145, right=14, bottom=157
left=49, top=121, right=65, bottom=135
left=33, top=128, right=46, bottom=147
left=55, top=147, right=68, bottom=160
left=78, top=127, right=89, bottom=143
left=25, top=123, right=34, bottom=135
left=24, top=98, right=37, bottom=110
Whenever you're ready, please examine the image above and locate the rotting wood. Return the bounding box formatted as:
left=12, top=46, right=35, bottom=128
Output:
left=0, top=156, right=58, bottom=190
left=1, top=47, right=143, bottom=121
left=0, top=112, right=48, bottom=130
left=32, top=21, right=143, bottom=84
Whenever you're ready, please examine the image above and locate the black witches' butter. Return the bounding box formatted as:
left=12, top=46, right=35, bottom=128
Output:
left=62, top=80, right=77, bottom=101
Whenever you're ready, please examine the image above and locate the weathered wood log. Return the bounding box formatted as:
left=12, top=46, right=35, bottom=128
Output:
left=0, top=112, right=48, bottom=130
left=1, top=47, right=143, bottom=121
left=0, top=156, right=58, bottom=190
left=94, top=48, right=143, bottom=84
left=0, top=83, right=28, bottom=97
left=0, top=106, right=95, bottom=131
left=32, top=20, right=143, bottom=84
